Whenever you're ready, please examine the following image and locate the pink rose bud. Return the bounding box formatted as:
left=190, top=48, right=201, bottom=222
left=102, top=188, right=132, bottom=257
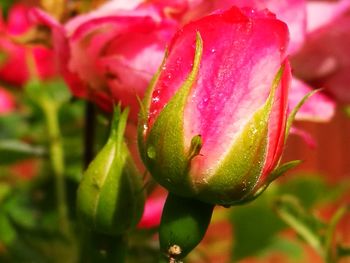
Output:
left=139, top=7, right=293, bottom=206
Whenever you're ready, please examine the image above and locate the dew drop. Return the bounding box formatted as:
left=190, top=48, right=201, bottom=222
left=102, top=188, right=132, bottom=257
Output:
left=143, top=123, right=148, bottom=131
left=152, top=97, right=160, bottom=103
left=147, top=146, right=156, bottom=159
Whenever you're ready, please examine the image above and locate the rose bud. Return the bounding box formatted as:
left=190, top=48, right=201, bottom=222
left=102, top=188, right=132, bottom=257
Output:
left=77, top=106, right=145, bottom=235
left=139, top=7, right=297, bottom=206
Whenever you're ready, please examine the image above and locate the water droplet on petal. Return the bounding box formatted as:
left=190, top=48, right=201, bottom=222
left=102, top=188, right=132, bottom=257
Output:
left=147, top=146, right=156, bottom=159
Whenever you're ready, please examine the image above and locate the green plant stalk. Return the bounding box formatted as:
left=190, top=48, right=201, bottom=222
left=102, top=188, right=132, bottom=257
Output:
left=325, top=205, right=349, bottom=263
left=79, top=229, right=127, bottom=263
left=275, top=199, right=323, bottom=257
left=42, top=99, right=70, bottom=235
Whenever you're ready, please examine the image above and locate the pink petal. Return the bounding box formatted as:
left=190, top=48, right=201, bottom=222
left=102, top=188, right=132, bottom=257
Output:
left=0, top=40, right=29, bottom=85
left=291, top=13, right=350, bottom=103
left=137, top=195, right=165, bottom=229
left=289, top=78, right=335, bottom=122
left=30, top=8, right=88, bottom=98
left=306, top=0, right=350, bottom=33
left=33, top=3, right=177, bottom=116
left=6, top=4, right=32, bottom=35
left=185, top=0, right=306, bottom=54
left=290, top=126, right=317, bottom=148
left=68, top=16, right=173, bottom=117
left=260, top=60, right=290, bottom=183
left=0, top=6, right=57, bottom=85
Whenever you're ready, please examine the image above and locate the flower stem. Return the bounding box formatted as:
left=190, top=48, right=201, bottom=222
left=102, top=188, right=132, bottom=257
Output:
left=274, top=196, right=323, bottom=255
left=80, top=230, right=127, bottom=263
left=325, top=205, right=349, bottom=263
left=83, top=102, right=96, bottom=168
left=42, top=100, right=70, bottom=235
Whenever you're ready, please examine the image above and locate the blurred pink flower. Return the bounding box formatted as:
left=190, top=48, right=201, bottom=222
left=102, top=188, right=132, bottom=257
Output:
left=0, top=4, right=56, bottom=86
left=137, top=187, right=166, bottom=229
left=32, top=2, right=178, bottom=121
left=289, top=78, right=335, bottom=122
left=292, top=0, right=350, bottom=104
left=0, top=87, right=15, bottom=114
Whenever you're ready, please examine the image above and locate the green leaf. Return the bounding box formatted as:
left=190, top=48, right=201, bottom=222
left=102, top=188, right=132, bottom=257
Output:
left=273, top=195, right=325, bottom=254
left=0, top=212, right=16, bottom=245
left=0, top=114, right=29, bottom=139
left=259, top=236, right=304, bottom=260
left=4, top=195, right=37, bottom=229
left=278, top=174, right=346, bottom=209
left=0, top=183, right=11, bottom=203
left=0, top=140, right=46, bottom=164
left=230, top=187, right=286, bottom=260
left=25, top=78, right=71, bottom=108
left=45, top=79, right=71, bottom=106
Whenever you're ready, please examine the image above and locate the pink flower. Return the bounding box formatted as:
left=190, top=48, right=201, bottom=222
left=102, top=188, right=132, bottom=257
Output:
left=0, top=4, right=56, bottom=86
left=292, top=1, right=350, bottom=104
left=138, top=187, right=167, bottom=229
left=32, top=2, right=178, bottom=120
left=139, top=7, right=292, bottom=205
left=0, top=87, right=15, bottom=114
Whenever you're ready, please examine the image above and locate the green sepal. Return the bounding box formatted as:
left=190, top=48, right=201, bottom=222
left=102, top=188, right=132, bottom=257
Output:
left=141, top=32, right=203, bottom=196
left=267, top=160, right=302, bottom=183
left=77, top=106, right=145, bottom=235
left=285, top=89, right=320, bottom=141
left=138, top=48, right=169, bottom=164
left=199, top=66, right=285, bottom=206
left=159, top=193, right=214, bottom=261
left=234, top=160, right=302, bottom=206
left=187, top=135, right=203, bottom=161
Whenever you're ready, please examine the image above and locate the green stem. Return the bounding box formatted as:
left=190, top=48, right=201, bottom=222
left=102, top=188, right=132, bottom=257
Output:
left=80, top=231, right=127, bottom=263
left=326, top=206, right=349, bottom=263
left=274, top=197, right=323, bottom=256
left=42, top=100, right=69, bottom=235
left=280, top=208, right=323, bottom=254
left=83, top=102, right=96, bottom=168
